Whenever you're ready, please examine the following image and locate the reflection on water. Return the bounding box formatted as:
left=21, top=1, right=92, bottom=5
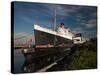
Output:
left=14, top=48, right=70, bottom=73
left=21, top=54, right=35, bottom=73
left=14, top=49, right=25, bottom=73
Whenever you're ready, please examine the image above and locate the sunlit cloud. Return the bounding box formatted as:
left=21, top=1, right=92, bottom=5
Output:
left=14, top=32, right=35, bottom=46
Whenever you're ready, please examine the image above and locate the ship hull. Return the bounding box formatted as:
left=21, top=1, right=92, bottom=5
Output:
left=34, top=29, right=73, bottom=48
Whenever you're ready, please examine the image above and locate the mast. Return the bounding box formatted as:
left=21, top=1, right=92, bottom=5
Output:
left=54, top=7, right=57, bottom=45
left=54, top=7, right=56, bottom=31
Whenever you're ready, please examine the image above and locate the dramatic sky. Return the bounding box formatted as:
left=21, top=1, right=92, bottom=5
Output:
left=13, top=1, right=97, bottom=45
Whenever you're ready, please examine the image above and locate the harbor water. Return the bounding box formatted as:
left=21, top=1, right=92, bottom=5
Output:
left=14, top=48, right=71, bottom=73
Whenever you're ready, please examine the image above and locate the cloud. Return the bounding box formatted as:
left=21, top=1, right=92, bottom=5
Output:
left=20, top=16, right=34, bottom=24
left=72, top=26, right=97, bottom=39
left=85, top=19, right=97, bottom=28
left=74, top=11, right=97, bottom=29
left=77, top=19, right=97, bottom=29
left=91, top=12, right=97, bottom=18
left=75, top=14, right=86, bottom=22
left=14, top=32, right=35, bottom=46
left=72, top=27, right=85, bottom=33
left=41, top=4, right=81, bottom=17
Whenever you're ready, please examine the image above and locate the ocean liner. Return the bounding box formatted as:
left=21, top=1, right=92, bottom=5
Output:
left=34, top=9, right=85, bottom=49
left=34, top=24, right=86, bottom=49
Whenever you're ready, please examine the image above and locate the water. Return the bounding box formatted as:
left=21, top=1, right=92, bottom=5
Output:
left=14, top=49, right=25, bottom=73
left=14, top=48, right=70, bottom=73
